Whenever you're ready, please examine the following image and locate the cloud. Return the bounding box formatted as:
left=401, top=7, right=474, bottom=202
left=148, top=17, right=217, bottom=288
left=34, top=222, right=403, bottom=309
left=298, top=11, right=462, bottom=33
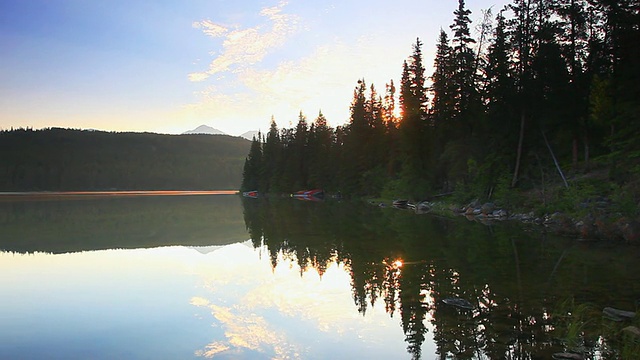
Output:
left=189, top=1, right=301, bottom=82
left=193, top=20, right=229, bottom=38
left=181, top=2, right=421, bottom=134
left=191, top=296, right=302, bottom=359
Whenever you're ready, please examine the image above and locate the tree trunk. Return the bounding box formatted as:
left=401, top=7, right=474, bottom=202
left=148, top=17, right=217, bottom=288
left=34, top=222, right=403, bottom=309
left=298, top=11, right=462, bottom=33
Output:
left=584, top=132, right=590, bottom=171
left=543, top=130, right=569, bottom=188
left=572, top=136, right=579, bottom=169
left=511, top=111, right=526, bottom=188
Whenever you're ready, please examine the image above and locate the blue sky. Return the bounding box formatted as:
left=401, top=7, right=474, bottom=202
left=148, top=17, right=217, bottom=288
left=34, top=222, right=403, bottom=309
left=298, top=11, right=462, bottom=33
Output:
left=0, top=0, right=509, bottom=136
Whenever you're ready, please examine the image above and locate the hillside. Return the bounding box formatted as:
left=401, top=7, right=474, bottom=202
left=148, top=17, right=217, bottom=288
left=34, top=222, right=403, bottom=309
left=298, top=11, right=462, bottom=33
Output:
left=0, top=128, right=250, bottom=191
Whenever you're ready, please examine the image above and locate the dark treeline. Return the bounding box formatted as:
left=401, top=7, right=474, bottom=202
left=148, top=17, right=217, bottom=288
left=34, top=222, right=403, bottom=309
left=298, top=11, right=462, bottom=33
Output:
left=242, top=0, right=640, bottom=202
left=0, top=127, right=250, bottom=191
left=242, top=198, right=640, bottom=359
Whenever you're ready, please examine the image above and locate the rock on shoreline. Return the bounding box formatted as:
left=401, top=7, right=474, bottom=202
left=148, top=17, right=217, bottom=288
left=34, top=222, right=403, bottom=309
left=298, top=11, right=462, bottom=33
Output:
left=380, top=198, right=640, bottom=244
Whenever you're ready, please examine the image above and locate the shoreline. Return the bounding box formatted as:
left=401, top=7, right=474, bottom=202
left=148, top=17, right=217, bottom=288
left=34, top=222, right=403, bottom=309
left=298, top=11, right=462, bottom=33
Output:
left=0, top=190, right=239, bottom=201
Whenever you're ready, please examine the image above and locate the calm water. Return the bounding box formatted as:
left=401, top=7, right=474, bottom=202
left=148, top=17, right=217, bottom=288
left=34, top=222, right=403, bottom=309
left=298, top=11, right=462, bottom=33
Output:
left=1, top=194, right=639, bottom=359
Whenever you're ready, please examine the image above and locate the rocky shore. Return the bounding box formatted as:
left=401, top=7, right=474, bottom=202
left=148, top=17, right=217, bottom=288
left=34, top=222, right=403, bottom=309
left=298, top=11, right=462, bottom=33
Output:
left=380, top=198, right=640, bottom=245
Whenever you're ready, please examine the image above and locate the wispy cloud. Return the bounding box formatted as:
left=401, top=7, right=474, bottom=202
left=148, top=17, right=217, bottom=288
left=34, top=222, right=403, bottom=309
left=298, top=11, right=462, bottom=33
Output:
left=189, top=1, right=301, bottom=82
left=180, top=37, right=407, bottom=129
left=191, top=297, right=301, bottom=359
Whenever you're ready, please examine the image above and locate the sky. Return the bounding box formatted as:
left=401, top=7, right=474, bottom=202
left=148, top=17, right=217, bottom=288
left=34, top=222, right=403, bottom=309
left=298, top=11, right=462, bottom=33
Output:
left=0, top=0, right=509, bottom=136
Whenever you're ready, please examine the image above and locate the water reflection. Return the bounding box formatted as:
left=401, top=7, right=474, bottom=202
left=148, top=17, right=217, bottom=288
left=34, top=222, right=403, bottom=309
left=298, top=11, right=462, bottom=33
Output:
left=0, top=242, right=408, bottom=359
left=189, top=243, right=407, bottom=359
left=2, top=194, right=639, bottom=359
left=241, top=197, right=640, bottom=359
left=0, top=194, right=248, bottom=253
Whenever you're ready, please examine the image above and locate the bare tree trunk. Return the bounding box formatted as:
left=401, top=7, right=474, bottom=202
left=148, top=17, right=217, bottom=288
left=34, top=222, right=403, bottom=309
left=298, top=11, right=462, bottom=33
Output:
left=572, top=136, right=579, bottom=169
left=543, top=130, right=569, bottom=188
left=584, top=132, right=590, bottom=171
left=512, top=111, right=526, bottom=188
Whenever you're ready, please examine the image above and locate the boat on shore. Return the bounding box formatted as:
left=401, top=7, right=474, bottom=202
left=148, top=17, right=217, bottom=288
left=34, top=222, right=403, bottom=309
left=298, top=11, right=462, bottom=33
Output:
left=292, top=189, right=324, bottom=201
left=242, top=190, right=259, bottom=198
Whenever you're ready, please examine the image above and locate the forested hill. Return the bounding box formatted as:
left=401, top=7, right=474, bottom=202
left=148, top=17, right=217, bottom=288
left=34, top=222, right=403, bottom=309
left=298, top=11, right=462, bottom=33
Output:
left=0, top=128, right=250, bottom=191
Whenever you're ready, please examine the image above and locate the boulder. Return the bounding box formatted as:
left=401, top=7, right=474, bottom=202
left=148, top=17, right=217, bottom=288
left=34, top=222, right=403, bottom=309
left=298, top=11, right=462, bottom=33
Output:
left=415, top=201, right=431, bottom=214
left=481, top=202, right=495, bottom=215
left=492, top=209, right=508, bottom=218
left=603, top=307, right=636, bottom=321
left=620, top=220, right=640, bottom=244
left=575, top=217, right=597, bottom=240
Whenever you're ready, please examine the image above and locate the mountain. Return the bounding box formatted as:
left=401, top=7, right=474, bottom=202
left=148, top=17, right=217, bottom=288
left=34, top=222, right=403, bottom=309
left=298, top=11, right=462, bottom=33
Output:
left=239, top=130, right=259, bottom=140
left=183, top=125, right=226, bottom=135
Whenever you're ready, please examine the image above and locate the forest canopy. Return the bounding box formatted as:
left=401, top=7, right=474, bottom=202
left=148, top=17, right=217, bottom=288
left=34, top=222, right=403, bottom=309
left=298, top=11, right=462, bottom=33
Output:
left=241, top=0, right=640, bottom=203
left=0, top=128, right=250, bottom=191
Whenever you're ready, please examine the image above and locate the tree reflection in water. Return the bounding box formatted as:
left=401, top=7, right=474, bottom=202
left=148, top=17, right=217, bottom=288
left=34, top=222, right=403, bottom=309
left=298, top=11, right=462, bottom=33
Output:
left=242, top=197, right=640, bottom=359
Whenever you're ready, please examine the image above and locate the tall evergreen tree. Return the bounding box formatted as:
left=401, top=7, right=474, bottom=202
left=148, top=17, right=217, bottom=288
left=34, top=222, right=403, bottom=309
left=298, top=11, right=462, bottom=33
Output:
left=343, top=79, right=371, bottom=195
left=449, top=0, right=478, bottom=137
left=261, top=117, right=281, bottom=193
left=399, top=39, right=432, bottom=197
left=556, top=0, right=591, bottom=167
left=484, top=10, right=517, bottom=151
left=383, top=80, right=401, bottom=177
left=307, top=111, right=334, bottom=190
left=291, top=112, right=310, bottom=190
left=507, top=0, right=535, bottom=187
left=431, top=29, right=455, bottom=135
left=240, top=134, right=262, bottom=192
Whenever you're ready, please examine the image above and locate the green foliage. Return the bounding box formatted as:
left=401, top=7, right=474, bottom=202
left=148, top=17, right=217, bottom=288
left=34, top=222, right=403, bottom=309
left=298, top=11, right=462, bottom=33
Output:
left=552, top=299, right=599, bottom=354
left=493, top=174, right=525, bottom=210
left=611, top=183, right=640, bottom=217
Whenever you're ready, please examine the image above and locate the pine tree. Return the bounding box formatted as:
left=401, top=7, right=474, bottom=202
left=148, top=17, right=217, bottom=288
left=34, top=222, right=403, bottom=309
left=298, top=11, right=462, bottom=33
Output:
left=307, top=111, right=334, bottom=190
left=292, top=112, right=309, bottom=190
left=485, top=10, right=516, bottom=150
left=431, top=29, right=455, bottom=137
left=261, top=116, right=281, bottom=193
left=508, top=0, right=536, bottom=187
left=398, top=39, right=432, bottom=198
left=240, top=134, right=262, bottom=192
left=449, top=0, right=478, bottom=137
left=343, top=79, right=371, bottom=195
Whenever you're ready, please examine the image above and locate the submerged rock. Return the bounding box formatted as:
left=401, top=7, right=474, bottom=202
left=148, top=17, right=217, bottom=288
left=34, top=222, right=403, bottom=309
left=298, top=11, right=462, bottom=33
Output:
left=622, top=325, right=640, bottom=338
left=442, top=298, right=474, bottom=310
left=552, top=352, right=584, bottom=360
left=603, top=307, right=636, bottom=321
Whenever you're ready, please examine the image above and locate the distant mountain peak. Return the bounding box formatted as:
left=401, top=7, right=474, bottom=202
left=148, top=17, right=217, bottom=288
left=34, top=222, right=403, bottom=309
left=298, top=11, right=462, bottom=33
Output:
left=183, top=125, right=226, bottom=135
left=239, top=130, right=259, bottom=140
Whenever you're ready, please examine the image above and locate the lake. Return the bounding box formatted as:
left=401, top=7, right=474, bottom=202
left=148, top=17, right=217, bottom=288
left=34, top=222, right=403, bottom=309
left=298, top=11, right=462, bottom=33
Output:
left=1, top=193, right=639, bottom=359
